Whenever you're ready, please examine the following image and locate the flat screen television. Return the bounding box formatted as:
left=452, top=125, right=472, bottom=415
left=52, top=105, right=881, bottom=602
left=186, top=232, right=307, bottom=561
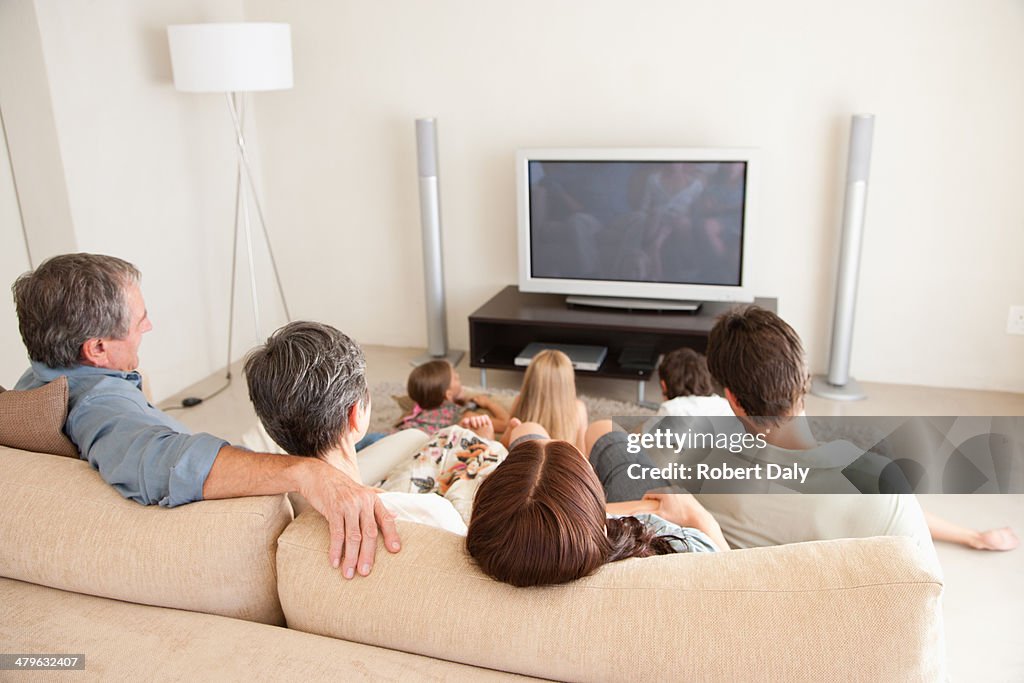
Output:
left=517, top=148, right=757, bottom=307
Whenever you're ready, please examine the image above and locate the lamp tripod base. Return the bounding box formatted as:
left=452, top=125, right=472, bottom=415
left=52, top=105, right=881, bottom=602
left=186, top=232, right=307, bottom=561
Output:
left=811, top=375, right=867, bottom=401
left=410, top=349, right=465, bottom=368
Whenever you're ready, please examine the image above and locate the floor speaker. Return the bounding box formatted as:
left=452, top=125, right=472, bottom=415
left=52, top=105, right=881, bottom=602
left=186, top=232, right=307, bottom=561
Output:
left=812, top=114, right=874, bottom=401
left=413, top=118, right=464, bottom=367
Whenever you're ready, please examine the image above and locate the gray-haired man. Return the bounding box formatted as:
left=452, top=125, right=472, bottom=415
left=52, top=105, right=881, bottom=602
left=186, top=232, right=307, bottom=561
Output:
left=12, top=253, right=400, bottom=578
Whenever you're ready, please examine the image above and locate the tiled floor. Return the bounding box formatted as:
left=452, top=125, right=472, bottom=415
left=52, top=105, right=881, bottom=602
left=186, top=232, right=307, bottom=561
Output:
left=162, top=344, right=1024, bottom=681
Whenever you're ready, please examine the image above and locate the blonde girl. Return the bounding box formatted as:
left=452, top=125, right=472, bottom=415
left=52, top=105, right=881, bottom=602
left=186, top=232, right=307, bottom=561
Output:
left=502, top=349, right=588, bottom=451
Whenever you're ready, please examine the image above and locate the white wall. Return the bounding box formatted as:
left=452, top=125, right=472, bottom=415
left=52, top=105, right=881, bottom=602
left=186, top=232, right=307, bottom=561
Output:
left=7, top=1, right=1022, bottom=397
left=0, top=117, right=32, bottom=387
left=12, top=0, right=289, bottom=402
left=0, top=0, right=52, bottom=387
left=244, top=0, right=1024, bottom=394
left=0, top=0, right=76, bottom=264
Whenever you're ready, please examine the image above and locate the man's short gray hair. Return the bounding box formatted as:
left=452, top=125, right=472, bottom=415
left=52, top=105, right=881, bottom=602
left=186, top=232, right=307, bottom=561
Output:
left=12, top=253, right=141, bottom=368
left=244, top=321, right=369, bottom=458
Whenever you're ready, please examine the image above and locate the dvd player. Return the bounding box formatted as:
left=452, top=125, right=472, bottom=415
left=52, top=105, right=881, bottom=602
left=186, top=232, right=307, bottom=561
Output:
left=514, top=342, right=608, bottom=372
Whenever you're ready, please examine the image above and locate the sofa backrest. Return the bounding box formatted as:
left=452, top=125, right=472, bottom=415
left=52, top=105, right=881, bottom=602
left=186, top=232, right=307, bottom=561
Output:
left=277, top=513, right=946, bottom=681
left=0, top=446, right=292, bottom=625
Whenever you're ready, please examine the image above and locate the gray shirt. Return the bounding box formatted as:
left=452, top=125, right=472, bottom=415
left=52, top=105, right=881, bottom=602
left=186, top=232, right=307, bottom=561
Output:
left=695, top=442, right=940, bottom=574
left=16, top=362, right=226, bottom=507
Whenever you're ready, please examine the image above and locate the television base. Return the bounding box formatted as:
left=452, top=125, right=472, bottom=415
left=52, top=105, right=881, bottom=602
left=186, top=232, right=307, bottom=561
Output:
left=410, top=349, right=465, bottom=368
left=566, top=295, right=702, bottom=313
left=469, top=287, right=777, bottom=404
left=479, top=368, right=659, bottom=406
left=810, top=375, right=867, bottom=401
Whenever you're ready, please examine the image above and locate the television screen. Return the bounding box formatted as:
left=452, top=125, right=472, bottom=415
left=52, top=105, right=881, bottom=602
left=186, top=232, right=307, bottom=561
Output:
left=528, top=160, right=747, bottom=287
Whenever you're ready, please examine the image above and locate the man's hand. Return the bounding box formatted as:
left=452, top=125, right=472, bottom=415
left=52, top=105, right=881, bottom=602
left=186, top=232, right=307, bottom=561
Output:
left=202, top=447, right=402, bottom=575
left=642, top=492, right=707, bottom=528
left=971, top=527, right=1019, bottom=551
left=643, top=492, right=730, bottom=550
left=297, top=459, right=402, bottom=577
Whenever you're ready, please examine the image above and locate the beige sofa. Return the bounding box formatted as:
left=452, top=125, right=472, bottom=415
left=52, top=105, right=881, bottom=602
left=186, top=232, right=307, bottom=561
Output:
left=0, top=438, right=947, bottom=681
left=0, top=440, right=946, bottom=679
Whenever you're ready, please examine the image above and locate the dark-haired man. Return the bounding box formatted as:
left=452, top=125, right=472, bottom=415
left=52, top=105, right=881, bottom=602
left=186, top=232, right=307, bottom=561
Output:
left=12, top=253, right=400, bottom=578
left=695, top=305, right=935, bottom=559
left=586, top=306, right=937, bottom=569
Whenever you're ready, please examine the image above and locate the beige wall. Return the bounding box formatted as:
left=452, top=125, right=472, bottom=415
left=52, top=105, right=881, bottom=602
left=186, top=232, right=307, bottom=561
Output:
left=5, top=0, right=291, bottom=401
left=5, top=1, right=1022, bottom=397
left=0, top=116, right=32, bottom=387
left=0, top=0, right=76, bottom=266
left=245, top=0, right=1024, bottom=393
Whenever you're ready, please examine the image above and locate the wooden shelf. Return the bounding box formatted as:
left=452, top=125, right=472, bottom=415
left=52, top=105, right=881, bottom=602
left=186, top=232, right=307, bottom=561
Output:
left=468, top=286, right=778, bottom=383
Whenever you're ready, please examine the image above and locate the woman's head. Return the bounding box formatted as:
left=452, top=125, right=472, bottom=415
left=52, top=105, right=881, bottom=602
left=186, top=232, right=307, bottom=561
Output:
left=407, top=359, right=461, bottom=409
left=467, top=439, right=677, bottom=587
left=515, top=350, right=578, bottom=443
left=467, top=439, right=607, bottom=587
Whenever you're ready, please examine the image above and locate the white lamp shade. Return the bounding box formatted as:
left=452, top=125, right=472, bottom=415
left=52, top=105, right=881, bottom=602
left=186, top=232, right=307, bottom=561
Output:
left=168, top=23, right=293, bottom=93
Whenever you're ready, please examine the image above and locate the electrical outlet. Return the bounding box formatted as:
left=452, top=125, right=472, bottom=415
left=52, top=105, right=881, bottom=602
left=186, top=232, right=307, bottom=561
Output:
left=1008, top=306, right=1024, bottom=335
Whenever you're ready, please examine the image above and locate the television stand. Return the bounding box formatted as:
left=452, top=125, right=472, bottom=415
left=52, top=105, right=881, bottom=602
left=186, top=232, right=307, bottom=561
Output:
left=469, top=286, right=777, bottom=404
left=566, top=295, right=704, bottom=312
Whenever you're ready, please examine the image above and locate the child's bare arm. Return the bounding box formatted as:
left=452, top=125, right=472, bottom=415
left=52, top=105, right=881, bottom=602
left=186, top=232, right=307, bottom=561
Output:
left=498, top=396, right=521, bottom=447
left=575, top=399, right=588, bottom=452
left=460, top=414, right=496, bottom=441
left=469, top=394, right=511, bottom=434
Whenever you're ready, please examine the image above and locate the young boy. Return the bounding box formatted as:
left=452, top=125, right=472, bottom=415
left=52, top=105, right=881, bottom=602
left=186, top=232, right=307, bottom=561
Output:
left=656, top=347, right=733, bottom=417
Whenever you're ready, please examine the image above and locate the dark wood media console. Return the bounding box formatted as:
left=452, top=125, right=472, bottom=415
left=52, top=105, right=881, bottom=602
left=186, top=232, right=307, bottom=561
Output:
left=468, top=286, right=777, bottom=401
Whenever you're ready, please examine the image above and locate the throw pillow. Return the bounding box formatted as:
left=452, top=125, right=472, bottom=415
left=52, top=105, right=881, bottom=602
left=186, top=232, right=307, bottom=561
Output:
left=0, top=377, right=79, bottom=458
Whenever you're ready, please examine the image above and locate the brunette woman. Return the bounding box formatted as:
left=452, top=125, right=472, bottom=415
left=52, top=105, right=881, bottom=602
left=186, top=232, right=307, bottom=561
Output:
left=467, top=425, right=728, bottom=587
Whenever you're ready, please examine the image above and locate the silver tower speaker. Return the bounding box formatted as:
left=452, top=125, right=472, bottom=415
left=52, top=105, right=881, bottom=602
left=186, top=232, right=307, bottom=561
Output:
left=412, top=118, right=464, bottom=367
left=812, top=114, right=874, bottom=401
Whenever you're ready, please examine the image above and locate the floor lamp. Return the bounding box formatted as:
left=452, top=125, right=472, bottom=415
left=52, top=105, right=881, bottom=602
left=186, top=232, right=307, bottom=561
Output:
left=168, top=23, right=293, bottom=395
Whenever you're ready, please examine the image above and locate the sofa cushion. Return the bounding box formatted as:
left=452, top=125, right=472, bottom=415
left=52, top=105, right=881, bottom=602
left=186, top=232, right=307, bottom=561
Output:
left=0, top=577, right=538, bottom=681
left=0, top=446, right=292, bottom=625
left=277, top=514, right=946, bottom=681
left=0, top=377, right=78, bottom=458
left=0, top=577, right=540, bottom=683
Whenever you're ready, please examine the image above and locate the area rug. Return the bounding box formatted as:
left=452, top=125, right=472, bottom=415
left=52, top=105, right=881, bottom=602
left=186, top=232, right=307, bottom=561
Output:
left=368, top=381, right=655, bottom=432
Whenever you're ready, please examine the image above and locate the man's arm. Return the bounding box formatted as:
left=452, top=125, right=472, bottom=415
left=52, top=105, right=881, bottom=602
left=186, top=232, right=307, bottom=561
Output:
left=641, top=493, right=731, bottom=551
left=924, top=511, right=1019, bottom=551
left=203, top=445, right=401, bottom=577
left=69, top=384, right=400, bottom=577
left=69, top=390, right=227, bottom=506
left=605, top=499, right=660, bottom=516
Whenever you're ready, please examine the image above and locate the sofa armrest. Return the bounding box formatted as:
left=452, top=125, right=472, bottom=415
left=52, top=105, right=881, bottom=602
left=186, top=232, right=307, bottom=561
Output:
left=0, top=446, right=292, bottom=625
